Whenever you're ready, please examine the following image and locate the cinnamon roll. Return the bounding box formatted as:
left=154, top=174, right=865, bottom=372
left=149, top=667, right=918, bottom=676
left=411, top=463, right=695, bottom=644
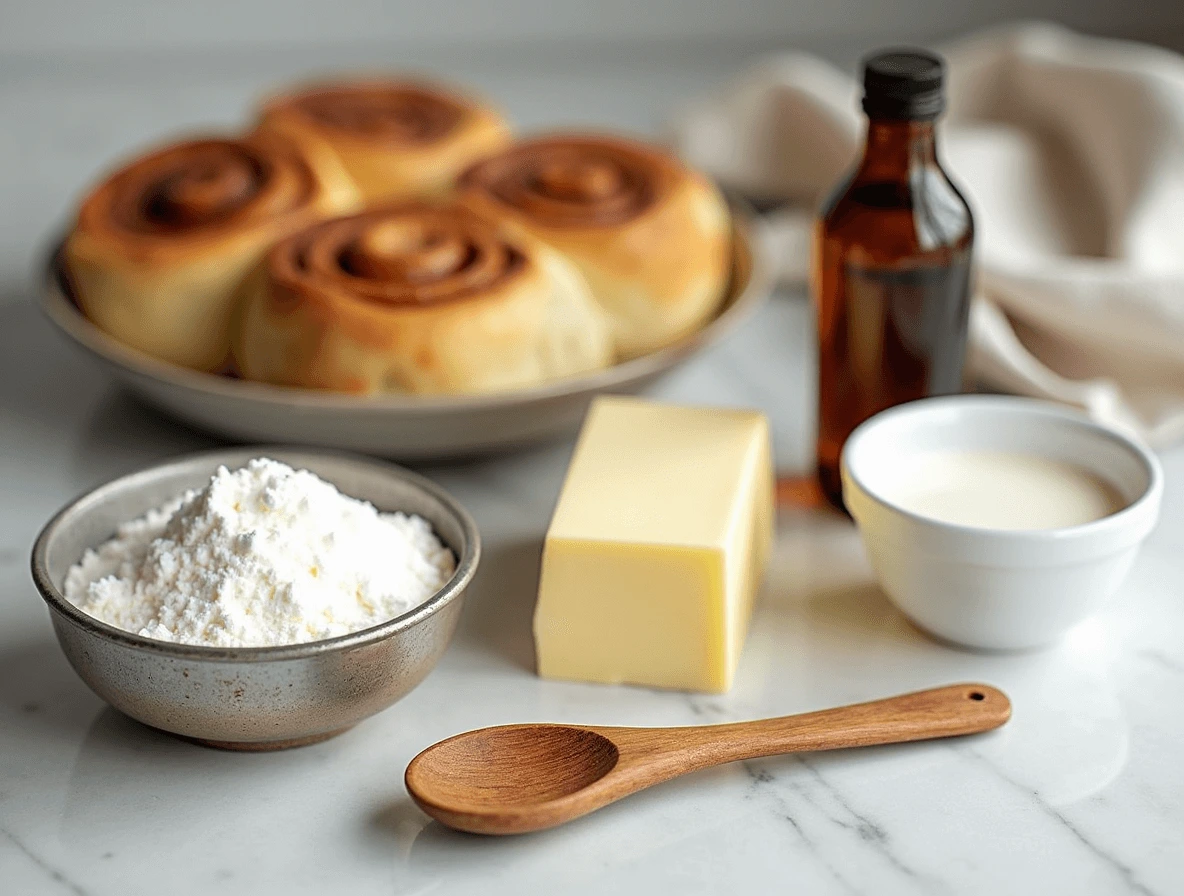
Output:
left=256, top=80, right=511, bottom=204
left=64, top=133, right=360, bottom=371
left=233, top=203, right=613, bottom=395
left=458, top=135, right=732, bottom=359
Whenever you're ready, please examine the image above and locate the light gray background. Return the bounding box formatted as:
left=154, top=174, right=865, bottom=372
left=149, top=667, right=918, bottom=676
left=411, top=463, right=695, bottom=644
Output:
left=5, top=0, right=1184, bottom=56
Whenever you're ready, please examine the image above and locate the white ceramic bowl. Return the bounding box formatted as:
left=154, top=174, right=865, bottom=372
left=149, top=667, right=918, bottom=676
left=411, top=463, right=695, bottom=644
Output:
left=841, top=396, right=1163, bottom=650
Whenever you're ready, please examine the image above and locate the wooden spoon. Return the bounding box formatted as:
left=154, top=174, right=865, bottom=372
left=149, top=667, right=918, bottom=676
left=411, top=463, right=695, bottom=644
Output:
left=405, top=683, right=1010, bottom=835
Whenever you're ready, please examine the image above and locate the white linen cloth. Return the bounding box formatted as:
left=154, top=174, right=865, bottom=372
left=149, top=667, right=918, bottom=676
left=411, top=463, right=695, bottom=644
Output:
left=672, top=23, right=1184, bottom=447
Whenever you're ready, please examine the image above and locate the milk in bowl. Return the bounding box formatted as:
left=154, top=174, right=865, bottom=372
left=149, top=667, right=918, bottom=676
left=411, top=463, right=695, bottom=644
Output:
left=841, top=397, right=1162, bottom=650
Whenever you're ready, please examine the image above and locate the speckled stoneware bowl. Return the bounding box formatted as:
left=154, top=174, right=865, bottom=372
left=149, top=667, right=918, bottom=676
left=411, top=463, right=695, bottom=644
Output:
left=30, top=448, right=480, bottom=750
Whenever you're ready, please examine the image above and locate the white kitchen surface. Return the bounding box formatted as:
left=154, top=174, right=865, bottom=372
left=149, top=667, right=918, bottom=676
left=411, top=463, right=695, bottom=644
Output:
left=2, top=44, right=1183, bottom=896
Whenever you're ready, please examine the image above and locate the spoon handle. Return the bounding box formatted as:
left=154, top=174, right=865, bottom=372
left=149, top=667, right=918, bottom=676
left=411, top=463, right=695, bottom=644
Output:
left=601, top=683, right=1010, bottom=773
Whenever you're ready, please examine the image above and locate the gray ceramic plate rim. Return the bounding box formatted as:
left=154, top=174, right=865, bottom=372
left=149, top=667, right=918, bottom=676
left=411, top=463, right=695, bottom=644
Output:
left=30, top=447, right=481, bottom=663
left=38, top=210, right=771, bottom=415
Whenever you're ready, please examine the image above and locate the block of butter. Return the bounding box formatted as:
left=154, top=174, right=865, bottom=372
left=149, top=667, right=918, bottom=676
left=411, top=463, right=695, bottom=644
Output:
left=533, top=396, right=774, bottom=693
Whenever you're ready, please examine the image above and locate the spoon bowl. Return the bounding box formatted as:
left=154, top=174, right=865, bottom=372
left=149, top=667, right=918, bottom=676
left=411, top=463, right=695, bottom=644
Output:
left=406, top=683, right=1011, bottom=834
left=413, top=725, right=621, bottom=808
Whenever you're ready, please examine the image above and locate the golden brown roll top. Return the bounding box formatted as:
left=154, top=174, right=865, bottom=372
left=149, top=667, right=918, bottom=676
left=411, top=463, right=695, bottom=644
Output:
left=257, top=80, right=512, bottom=204
left=234, top=202, right=613, bottom=395
left=64, top=133, right=360, bottom=371
left=458, top=135, right=732, bottom=359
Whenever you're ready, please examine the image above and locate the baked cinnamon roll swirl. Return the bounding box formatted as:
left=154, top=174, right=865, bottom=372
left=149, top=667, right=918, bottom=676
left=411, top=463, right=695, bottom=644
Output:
left=64, top=133, right=360, bottom=371
left=458, top=135, right=731, bottom=358
left=233, top=203, right=612, bottom=395
left=257, top=80, right=511, bottom=204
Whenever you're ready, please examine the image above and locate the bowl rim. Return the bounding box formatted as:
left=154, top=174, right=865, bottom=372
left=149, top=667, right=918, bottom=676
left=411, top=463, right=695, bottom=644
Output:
left=840, top=395, right=1164, bottom=544
left=39, top=207, right=771, bottom=415
left=29, top=446, right=481, bottom=662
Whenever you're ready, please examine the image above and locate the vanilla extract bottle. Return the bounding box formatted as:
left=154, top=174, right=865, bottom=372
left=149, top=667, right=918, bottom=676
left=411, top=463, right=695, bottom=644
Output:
left=812, top=49, right=974, bottom=512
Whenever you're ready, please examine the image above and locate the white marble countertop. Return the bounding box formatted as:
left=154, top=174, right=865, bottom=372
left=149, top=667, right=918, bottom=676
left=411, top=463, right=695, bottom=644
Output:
left=3, top=44, right=1184, bottom=896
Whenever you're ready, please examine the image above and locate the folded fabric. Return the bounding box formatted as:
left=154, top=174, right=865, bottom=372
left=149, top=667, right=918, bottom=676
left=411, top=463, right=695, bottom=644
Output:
left=672, top=23, right=1184, bottom=447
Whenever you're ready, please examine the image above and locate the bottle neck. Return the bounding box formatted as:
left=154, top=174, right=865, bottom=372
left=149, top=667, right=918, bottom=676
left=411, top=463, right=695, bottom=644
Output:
left=855, top=119, right=938, bottom=181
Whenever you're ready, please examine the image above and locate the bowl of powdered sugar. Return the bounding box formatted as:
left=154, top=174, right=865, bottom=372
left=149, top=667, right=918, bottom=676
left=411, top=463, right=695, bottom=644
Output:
left=31, top=448, right=479, bottom=750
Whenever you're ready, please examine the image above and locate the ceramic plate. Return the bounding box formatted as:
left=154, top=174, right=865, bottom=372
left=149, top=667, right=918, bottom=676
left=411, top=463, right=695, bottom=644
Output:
left=40, top=211, right=772, bottom=459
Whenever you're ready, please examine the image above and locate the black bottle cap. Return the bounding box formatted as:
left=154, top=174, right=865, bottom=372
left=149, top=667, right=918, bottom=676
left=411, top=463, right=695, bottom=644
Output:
left=862, top=49, right=945, bottom=120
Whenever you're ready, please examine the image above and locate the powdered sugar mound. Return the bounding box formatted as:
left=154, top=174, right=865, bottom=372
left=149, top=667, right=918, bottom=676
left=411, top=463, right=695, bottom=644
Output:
left=64, top=458, right=457, bottom=647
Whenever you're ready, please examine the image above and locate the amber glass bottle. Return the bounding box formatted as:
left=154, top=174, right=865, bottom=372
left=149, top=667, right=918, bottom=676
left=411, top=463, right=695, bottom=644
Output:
left=813, top=50, right=974, bottom=511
